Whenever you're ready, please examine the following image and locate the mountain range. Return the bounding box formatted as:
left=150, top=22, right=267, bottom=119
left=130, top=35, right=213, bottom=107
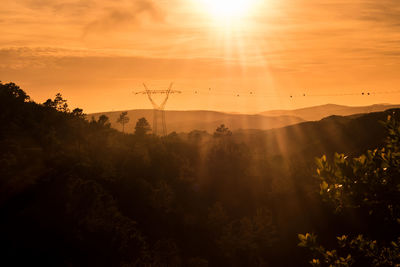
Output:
left=260, top=103, right=400, bottom=121
left=90, top=103, right=400, bottom=133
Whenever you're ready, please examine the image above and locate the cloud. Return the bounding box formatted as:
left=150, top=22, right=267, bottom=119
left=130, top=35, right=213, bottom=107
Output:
left=359, top=0, right=400, bottom=28
left=20, top=0, right=93, bottom=14
left=11, top=0, right=164, bottom=35
left=83, top=0, right=164, bottom=36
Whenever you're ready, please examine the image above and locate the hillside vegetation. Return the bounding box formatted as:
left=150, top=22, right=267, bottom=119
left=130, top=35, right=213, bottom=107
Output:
left=1, top=82, right=399, bottom=266
left=90, top=109, right=304, bottom=133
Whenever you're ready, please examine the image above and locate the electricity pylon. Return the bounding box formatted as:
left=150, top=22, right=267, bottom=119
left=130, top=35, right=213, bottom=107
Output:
left=134, top=83, right=181, bottom=136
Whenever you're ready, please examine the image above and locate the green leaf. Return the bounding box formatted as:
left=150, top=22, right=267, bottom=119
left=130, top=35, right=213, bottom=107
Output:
left=320, top=181, right=329, bottom=191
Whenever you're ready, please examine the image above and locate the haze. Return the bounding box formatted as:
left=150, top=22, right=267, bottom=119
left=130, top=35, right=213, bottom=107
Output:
left=1, top=0, right=400, bottom=113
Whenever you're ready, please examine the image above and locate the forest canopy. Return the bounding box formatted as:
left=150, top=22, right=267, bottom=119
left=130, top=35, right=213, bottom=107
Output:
left=0, top=82, right=399, bottom=266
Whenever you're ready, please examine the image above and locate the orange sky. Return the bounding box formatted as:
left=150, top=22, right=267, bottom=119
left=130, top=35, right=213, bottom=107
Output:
left=1, top=0, right=400, bottom=113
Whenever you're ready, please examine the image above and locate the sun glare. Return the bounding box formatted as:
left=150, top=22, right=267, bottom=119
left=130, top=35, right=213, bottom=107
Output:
left=198, top=0, right=259, bottom=24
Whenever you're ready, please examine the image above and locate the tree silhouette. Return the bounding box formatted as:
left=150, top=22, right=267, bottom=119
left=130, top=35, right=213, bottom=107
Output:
left=134, top=117, right=151, bottom=136
left=0, top=82, right=30, bottom=102
left=117, top=111, right=130, bottom=133
left=72, top=108, right=85, bottom=119
left=98, top=114, right=111, bottom=128
left=43, top=93, right=69, bottom=112
left=214, top=124, right=232, bottom=137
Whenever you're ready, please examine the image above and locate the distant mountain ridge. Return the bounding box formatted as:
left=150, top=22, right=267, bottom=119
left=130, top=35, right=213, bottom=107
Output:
left=260, top=104, right=400, bottom=121
left=89, top=104, right=400, bottom=133
left=234, top=109, right=398, bottom=161
left=89, top=110, right=304, bottom=133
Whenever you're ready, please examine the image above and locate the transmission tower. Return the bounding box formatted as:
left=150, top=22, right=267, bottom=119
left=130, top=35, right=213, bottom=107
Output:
left=134, top=83, right=181, bottom=136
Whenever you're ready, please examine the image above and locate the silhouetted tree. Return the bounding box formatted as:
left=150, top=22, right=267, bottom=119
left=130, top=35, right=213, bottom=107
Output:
left=214, top=124, right=232, bottom=137
left=43, top=93, right=69, bottom=112
left=117, top=111, right=130, bottom=133
left=135, top=117, right=151, bottom=136
left=0, top=82, right=30, bottom=102
left=43, top=98, right=54, bottom=108
left=72, top=108, right=85, bottom=118
left=98, top=114, right=111, bottom=128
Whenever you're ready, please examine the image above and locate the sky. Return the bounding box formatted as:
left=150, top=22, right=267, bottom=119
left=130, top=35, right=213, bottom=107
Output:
left=1, top=0, right=400, bottom=113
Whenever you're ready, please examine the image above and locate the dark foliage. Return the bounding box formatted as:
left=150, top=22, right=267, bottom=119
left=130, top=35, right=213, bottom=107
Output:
left=117, top=111, right=130, bottom=133
left=134, top=117, right=151, bottom=136
left=0, top=82, right=397, bottom=266
left=299, top=114, right=400, bottom=266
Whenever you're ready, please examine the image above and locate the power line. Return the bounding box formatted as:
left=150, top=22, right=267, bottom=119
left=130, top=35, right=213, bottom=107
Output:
left=157, top=88, right=400, bottom=99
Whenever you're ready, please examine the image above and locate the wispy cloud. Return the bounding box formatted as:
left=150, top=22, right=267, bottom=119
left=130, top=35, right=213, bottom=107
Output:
left=359, top=0, right=400, bottom=28
left=20, top=0, right=93, bottom=15
left=83, top=0, right=164, bottom=36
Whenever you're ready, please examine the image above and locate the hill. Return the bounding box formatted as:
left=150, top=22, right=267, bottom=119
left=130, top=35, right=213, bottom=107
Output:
left=89, top=109, right=304, bottom=133
left=235, top=111, right=390, bottom=161
left=2, top=82, right=400, bottom=266
left=260, top=103, right=400, bottom=121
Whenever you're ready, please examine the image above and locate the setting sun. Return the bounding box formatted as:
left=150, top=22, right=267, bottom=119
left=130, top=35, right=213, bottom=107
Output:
left=198, top=0, right=259, bottom=22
